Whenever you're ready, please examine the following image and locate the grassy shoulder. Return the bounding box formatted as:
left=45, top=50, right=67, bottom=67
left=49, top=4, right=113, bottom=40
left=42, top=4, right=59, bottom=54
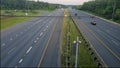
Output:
left=61, top=9, right=68, bottom=67
left=61, top=9, right=97, bottom=67
left=70, top=19, right=96, bottom=67
left=1, top=17, right=32, bottom=30
left=1, top=10, right=45, bottom=16
left=0, top=10, right=50, bottom=30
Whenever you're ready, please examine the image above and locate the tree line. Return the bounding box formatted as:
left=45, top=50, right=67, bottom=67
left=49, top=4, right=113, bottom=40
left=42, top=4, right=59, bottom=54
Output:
left=1, top=0, right=62, bottom=10
left=77, top=0, right=120, bottom=23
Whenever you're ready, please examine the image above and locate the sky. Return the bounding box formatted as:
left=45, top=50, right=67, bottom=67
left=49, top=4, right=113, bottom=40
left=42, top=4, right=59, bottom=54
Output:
left=34, top=0, right=90, bottom=5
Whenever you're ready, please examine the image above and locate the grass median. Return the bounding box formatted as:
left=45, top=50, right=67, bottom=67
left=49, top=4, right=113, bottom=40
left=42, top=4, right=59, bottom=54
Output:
left=61, top=9, right=97, bottom=67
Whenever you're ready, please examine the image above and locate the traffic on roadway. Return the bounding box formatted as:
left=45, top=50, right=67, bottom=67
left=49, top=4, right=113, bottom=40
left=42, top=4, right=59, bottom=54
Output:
left=70, top=9, right=120, bottom=67
left=1, top=9, right=120, bottom=67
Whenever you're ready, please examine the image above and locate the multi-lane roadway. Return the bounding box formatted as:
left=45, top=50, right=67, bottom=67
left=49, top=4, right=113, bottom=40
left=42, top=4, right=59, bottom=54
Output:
left=1, top=9, right=64, bottom=67
left=1, top=8, right=120, bottom=67
left=70, top=9, right=120, bottom=67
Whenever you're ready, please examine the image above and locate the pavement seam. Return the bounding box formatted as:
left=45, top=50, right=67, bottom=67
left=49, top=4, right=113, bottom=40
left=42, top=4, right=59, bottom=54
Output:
left=37, top=18, right=58, bottom=68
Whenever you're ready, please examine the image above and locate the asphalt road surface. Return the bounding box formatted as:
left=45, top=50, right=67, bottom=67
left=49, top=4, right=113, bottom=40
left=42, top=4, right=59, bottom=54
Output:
left=1, top=9, right=64, bottom=67
left=70, top=9, right=120, bottom=67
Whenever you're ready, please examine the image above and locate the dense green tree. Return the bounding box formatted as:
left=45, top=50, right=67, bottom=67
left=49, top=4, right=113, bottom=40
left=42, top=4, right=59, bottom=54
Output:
left=1, top=0, right=61, bottom=10
left=78, top=0, right=120, bottom=23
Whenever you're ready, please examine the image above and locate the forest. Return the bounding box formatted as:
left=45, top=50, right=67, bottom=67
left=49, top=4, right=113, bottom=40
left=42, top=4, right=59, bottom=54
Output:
left=1, top=0, right=61, bottom=10
left=77, top=0, right=120, bottom=23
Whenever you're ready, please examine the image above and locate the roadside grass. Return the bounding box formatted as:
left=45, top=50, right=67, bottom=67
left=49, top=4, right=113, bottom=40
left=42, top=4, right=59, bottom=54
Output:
left=1, top=10, right=53, bottom=16
left=61, top=10, right=68, bottom=67
left=61, top=9, right=97, bottom=67
left=1, top=10, right=42, bottom=16
left=1, top=17, right=32, bottom=30
left=0, top=10, right=46, bottom=30
left=70, top=18, right=96, bottom=67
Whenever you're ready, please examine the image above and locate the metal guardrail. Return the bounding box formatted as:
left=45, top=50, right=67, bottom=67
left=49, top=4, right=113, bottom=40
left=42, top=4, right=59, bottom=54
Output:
left=70, top=15, right=108, bottom=68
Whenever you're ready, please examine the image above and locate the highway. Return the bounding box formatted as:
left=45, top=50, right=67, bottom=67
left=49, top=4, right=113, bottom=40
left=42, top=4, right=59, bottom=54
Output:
left=1, top=9, right=64, bottom=67
left=70, top=9, right=120, bottom=67
left=39, top=15, right=63, bottom=67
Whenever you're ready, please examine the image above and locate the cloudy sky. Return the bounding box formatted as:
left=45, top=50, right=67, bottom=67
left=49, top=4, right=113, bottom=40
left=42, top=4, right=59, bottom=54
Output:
left=34, top=0, right=90, bottom=5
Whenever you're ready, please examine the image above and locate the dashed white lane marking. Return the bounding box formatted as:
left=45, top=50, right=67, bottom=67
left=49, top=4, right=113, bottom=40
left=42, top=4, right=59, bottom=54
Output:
left=43, top=29, right=47, bottom=31
left=20, top=32, right=23, bottom=34
left=112, top=40, right=119, bottom=46
left=19, top=59, right=23, bottom=63
left=36, top=37, right=39, bottom=40
left=34, top=40, right=37, bottom=43
left=26, top=46, right=32, bottom=54
left=10, top=38, right=13, bottom=41
left=40, top=32, right=43, bottom=36
left=16, top=34, right=18, bottom=37
left=8, top=47, right=16, bottom=54
left=46, top=26, right=48, bottom=28
left=2, top=43, right=5, bottom=46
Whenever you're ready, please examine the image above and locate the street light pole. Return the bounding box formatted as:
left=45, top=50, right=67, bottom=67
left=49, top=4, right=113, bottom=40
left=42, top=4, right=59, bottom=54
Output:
left=75, top=36, right=81, bottom=68
left=75, top=37, right=79, bottom=68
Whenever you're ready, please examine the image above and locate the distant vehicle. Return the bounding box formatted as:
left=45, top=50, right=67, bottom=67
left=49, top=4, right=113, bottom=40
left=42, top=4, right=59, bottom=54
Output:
left=75, top=13, right=77, bottom=16
left=91, top=21, right=96, bottom=25
left=90, top=16, right=95, bottom=18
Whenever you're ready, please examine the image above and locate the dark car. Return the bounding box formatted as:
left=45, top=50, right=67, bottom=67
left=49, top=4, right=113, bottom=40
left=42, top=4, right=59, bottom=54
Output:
left=75, top=13, right=77, bottom=16
left=91, top=21, right=96, bottom=25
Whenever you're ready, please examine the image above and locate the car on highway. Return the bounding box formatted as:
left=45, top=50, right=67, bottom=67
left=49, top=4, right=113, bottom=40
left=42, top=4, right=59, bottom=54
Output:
left=75, top=13, right=77, bottom=16
left=91, top=21, right=96, bottom=25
